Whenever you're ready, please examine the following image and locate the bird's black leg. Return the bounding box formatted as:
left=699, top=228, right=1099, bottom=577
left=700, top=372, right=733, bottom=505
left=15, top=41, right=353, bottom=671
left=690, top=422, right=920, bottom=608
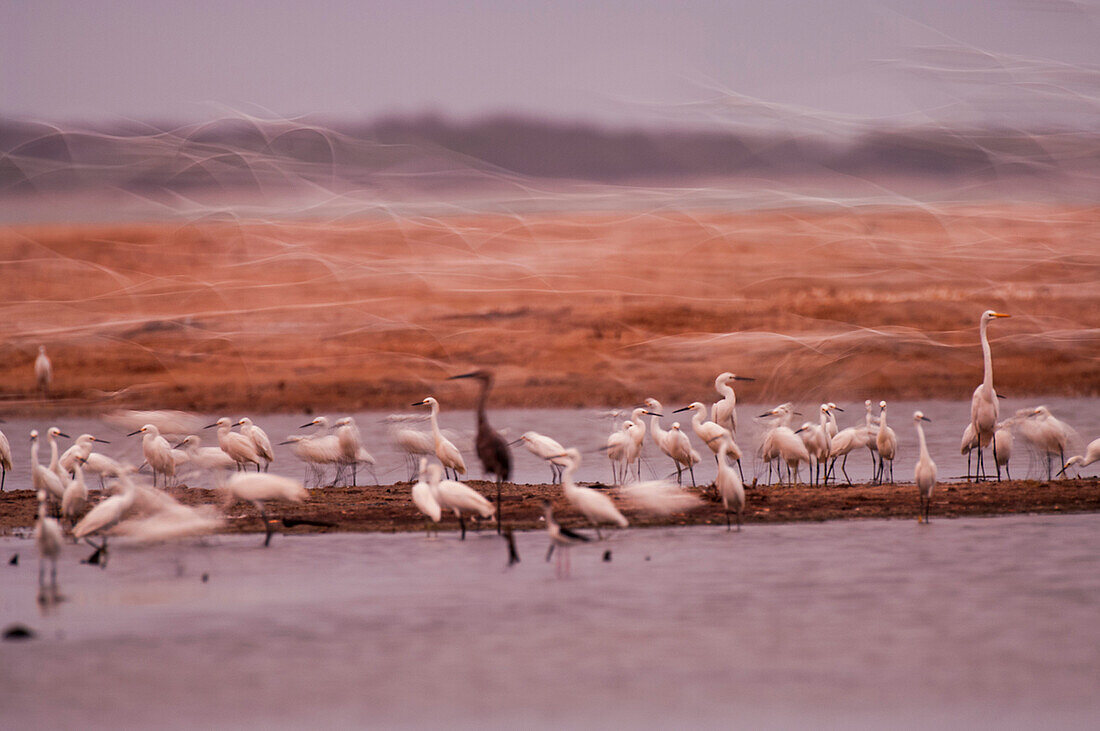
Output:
left=725, top=510, right=731, bottom=532
left=459, top=516, right=466, bottom=540
left=496, top=477, right=503, bottom=535
left=595, top=525, right=603, bottom=540
left=261, top=506, right=273, bottom=547
left=545, top=544, right=554, bottom=562
left=736, top=459, right=745, bottom=483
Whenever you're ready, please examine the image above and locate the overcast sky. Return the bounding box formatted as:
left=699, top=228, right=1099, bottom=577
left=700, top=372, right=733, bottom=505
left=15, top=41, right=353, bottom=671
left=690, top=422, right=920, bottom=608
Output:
left=3, top=1, right=1098, bottom=128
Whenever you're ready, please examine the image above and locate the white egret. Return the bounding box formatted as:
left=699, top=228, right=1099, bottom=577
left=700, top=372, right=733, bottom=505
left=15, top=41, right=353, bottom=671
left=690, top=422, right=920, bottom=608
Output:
left=757, top=404, right=809, bottom=486
left=30, top=430, right=65, bottom=505
left=715, top=438, right=745, bottom=531
left=675, top=401, right=744, bottom=483
left=205, top=417, right=261, bottom=472
left=970, top=310, right=1010, bottom=479
left=824, top=403, right=843, bottom=439
left=222, top=472, right=309, bottom=546
left=795, top=405, right=833, bottom=486
left=960, top=423, right=978, bottom=481
left=60, top=433, right=111, bottom=475
left=46, top=426, right=69, bottom=483
left=238, top=417, right=274, bottom=472
left=1019, top=406, right=1074, bottom=480
left=993, top=421, right=1013, bottom=481
left=73, top=470, right=139, bottom=565
left=1060, top=438, right=1100, bottom=477
left=876, top=401, right=898, bottom=484
left=913, top=411, right=936, bottom=523
left=35, top=489, right=63, bottom=594
left=541, top=500, right=590, bottom=578
left=392, top=427, right=435, bottom=481
left=35, top=345, right=52, bottom=398
left=518, top=431, right=569, bottom=484
left=827, top=406, right=872, bottom=485
left=863, top=399, right=881, bottom=473
left=0, top=427, right=12, bottom=491
left=175, top=435, right=238, bottom=472
left=282, top=429, right=343, bottom=486
left=412, top=397, right=467, bottom=480
left=555, top=448, right=628, bottom=538
left=61, top=460, right=90, bottom=527
left=645, top=398, right=699, bottom=487
left=127, top=424, right=177, bottom=488
left=424, top=462, right=494, bottom=540
left=334, top=416, right=374, bottom=486
left=623, top=407, right=657, bottom=483
left=410, top=458, right=442, bottom=534
left=605, top=420, right=633, bottom=485
left=710, top=372, right=754, bottom=435
left=619, top=479, right=702, bottom=516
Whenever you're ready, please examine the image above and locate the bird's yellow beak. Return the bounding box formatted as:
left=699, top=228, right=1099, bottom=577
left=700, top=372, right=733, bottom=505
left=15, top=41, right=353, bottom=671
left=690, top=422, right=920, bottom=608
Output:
left=993, top=312, right=1010, bottom=318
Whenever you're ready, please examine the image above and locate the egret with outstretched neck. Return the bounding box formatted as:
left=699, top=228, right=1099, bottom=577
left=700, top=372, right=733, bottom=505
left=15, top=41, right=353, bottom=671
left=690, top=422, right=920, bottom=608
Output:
left=970, top=310, right=1010, bottom=479
left=711, top=372, right=754, bottom=436
left=411, top=397, right=467, bottom=480
left=555, top=448, right=628, bottom=538
left=876, top=401, right=898, bottom=484
left=913, top=412, right=936, bottom=523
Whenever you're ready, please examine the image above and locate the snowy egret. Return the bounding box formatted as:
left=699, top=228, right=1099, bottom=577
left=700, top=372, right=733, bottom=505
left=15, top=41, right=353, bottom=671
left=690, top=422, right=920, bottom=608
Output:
left=970, top=310, right=1010, bottom=479
left=796, top=405, right=832, bottom=486
left=993, top=422, right=1013, bottom=481
left=1060, top=438, right=1100, bottom=477
left=913, top=412, right=936, bottom=523
left=238, top=418, right=274, bottom=472
left=205, top=417, right=261, bottom=472
left=222, top=472, right=309, bottom=546
left=60, top=434, right=111, bottom=475
left=619, top=479, right=702, bottom=516
left=1019, top=406, right=1073, bottom=480
left=645, top=398, right=699, bottom=487
left=73, top=470, right=139, bottom=565
left=175, top=435, right=238, bottom=472
left=334, top=416, right=373, bottom=486
left=542, top=500, right=590, bottom=578
left=605, top=421, right=633, bottom=485
left=282, top=429, right=343, bottom=486
left=392, top=427, right=435, bottom=481
left=0, top=427, right=11, bottom=491
left=876, top=401, right=898, bottom=484
left=674, top=401, right=743, bottom=482
left=449, top=371, right=512, bottom=531
left=30, top=430, right=65, bottom=505
left=45, top=426, right=69, bottom=483
left=127, top=424, right=177, bottom=488
left=411, top=458, right=442, bottom=534
left=757, top=404, right=809, bottom=486
left=35, top=488, right=63, bottom=594
left=621, top=407, right=657, bottom=483
left=710, top=372, right=754, bottom=435
left=518, top=431, right=569, bottom=484
left=35, top=345, right=52, bottom=398
left=715, top=439, right=745, bottom=531
left=411, top=397, right=467, bottom=479
left=555, top=448, right=628, bottom=539
left=424, top=461, right=494, bottom=540
left=61, top=460, right=90, bottom=527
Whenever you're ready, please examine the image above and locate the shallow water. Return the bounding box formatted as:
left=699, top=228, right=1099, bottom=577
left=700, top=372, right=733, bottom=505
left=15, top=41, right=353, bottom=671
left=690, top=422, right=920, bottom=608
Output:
left=2, top=397, right=1098, bottom=492
left=3, top=514, right=1099, bottom=728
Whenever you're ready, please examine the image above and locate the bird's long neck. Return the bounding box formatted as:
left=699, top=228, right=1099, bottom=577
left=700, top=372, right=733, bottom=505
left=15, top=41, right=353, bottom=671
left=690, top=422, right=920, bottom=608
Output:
left=717, top=380, right=735, bottom=402
left=865, top=407, right=874, bottom=429
left=879, top=410, right=888, bottom=430
left=31, top=440, right=40, bottom=468
left=47, top=436, right=60, bottom=470
left=475, top=380, right=490, bottom=429
left=916, top=422, right=929, bottom=460
left=692, top=409, right=706, bottom=429
left=429, top=404, right=443, bottom=442
left=37, top=494, right=48, bottom=521
left=649, top=413, right=666, bottom=441
left=980, top=319, right=994, bottom=392
left=819, top=410, right=829, bottom=432
left=560, top=459, right=578, bottom=491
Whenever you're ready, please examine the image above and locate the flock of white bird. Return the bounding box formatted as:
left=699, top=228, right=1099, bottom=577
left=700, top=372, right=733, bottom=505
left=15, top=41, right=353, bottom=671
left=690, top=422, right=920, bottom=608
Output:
left=13, top=310, right=1100, bottom=593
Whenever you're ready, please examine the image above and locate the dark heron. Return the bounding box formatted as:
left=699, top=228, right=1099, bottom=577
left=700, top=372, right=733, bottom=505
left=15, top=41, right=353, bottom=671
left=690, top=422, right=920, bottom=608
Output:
left=449, top=370, right=512, bottom=533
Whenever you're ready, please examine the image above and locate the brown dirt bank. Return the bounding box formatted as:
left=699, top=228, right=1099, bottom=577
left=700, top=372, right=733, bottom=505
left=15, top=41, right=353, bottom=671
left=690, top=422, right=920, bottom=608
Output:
left=2, top=478, right=1098, bottom=536
left=1, top=204, right=1098, bottom=415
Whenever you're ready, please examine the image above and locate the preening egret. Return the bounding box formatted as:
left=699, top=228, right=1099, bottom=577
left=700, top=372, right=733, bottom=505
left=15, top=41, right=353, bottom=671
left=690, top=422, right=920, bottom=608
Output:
left=0, top=427, right=12, bottom=491
left=222, top=472, right=309, bottom=546
left=541, top=500, right=590, bottom=578
left=970, top=310, right=1010, bottom=479
left=35, top=489, right=63, bottom=594
left=1019, top=406, right=1074, bottom=480
left=645, top=398, right=699, bottom=487
left=30, top=430, right=65, bottom=505
left=206, top=417, right=261, bottom=472
left=449, top=370, right=512, bottom=531
left=715, top=439, right=745, bottom=531
left=127, top=424, right=177, bottom=488
left=334, top=416, right=373, bottom=486
left=913, top=412, right=936, bottom=522
left=555, top=448, right=628, bottom=539
left=60, top=434, right=111, bottom=475
left=238, top=418, right=274, bottom=472
left=35, top=345, right=52, bottom=398
left=424, top=461, right=494, bottom=540
left=411, top=458, right=442, bottom=534
left=412, top=397, right=467, bottom=480
left=1060, top=438, right=1100, bottom=477
left=875, top=401, right=898, bottom=484
left=61, top=460, right=90, bottom=527
left=518, top=431, right=569, bottom=484
left=796, top=404, right=833, bottom=486
left=710, top=372, right=754, bottom=436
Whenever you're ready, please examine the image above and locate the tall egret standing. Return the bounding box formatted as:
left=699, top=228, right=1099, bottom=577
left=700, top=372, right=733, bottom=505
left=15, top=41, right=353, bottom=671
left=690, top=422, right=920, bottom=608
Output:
left=449, top=371, right=512, bottom=531
left=30, top=430, right=65, bottom=507
left=970, top=310, right=1010, bottom=479
left=623, top=407, right=656, bottom=483
left=206, top=417, right=261, bottom=472
left=412, top=397, right=467, bottom=480
left=913, top=411, right=936, bottom=523
left=46, top=426, right=69, bottom=483
left=645, top=398, right=699, bottom=486
left=875, top=401, right=898, bottom=484
left=674, top=401, right=743, bottom=482
left=716, top=439, right=745, bottom=531
left=555, top=448, right=628, bottom=538
left=35, top=488, right=63, bottom=595
left=35, top=345, right=52, bottom=398
left=127, top=424, right=177, bottom=488
left=238, top=418, right=274, bottom=472
left=605, top=421, right=633, bottom=485
left=710, top=372, right=754, bottom=436
left=518, top=431, right=569, bottom=484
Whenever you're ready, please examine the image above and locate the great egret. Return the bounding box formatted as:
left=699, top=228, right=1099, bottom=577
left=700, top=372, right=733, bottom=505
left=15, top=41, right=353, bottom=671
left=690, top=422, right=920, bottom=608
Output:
left=35, top=489, right=63, bottom=595
left=913, top=412, right=936, bottom=523
left=970, top=310, right=1010, bottom=479
left=711, top=372, right=754, bottom=435
left=412, top=397, right=467, bottom=480
left=60, top=434, right=111, bottom=475
left=222, top=472, right=309, bottom=547
left=876, top=401, right=898, bottom=484
left=424, top=461, right=494, bottom=540
left=541, top=500, right=590, bottom=578
left=0, top=427, right=10, bottom=491
left=715, top=439, right=745, bottom=531
left=1060, top=438, right=1100, bottom=477
left=449, top=370, right=512, bottom=531
left=238, top=418, right=274, bottom=472
left=410, top=458, right=442, bottom=534
left=518, top=431, right=569, bottom=484
left=127, top=424, right=177, bottom=488
left=205, top=417, right=261, bottom=472
left=555, top=448, right=628, bottom=538
left=35, top=345, right=52, bottom=398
